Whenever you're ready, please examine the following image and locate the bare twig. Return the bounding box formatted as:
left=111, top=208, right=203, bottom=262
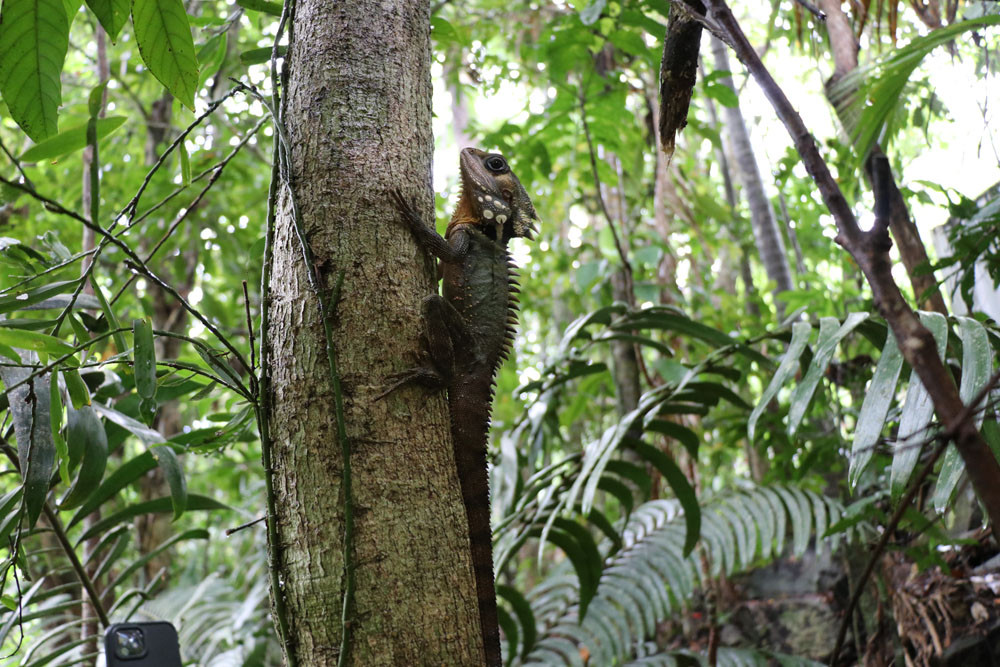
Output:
left=795, top=0, right=827, bottom=21
left=225, top=515, right=266, bottom=536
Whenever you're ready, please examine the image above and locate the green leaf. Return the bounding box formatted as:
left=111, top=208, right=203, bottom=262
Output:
left=178, top=141, right=191, bottom=185
left=787, top=313, right=869, bottom=438
left=90, top=402, right=165, bottom=445
left=57, top=405, right=108, bottom=509
left=132, top=318, right=156, bottom=401
left=239, top=45, right=286, bottom=65
left=77, top=494, right=228, bottom=543
left=553, top=518, right=602, bottom=619
left=749, top=321, right=811, bottom=441
left=235, top=0, right=281, bottom=15
left=615, top=311, right=735, bottom=348
left=89, top=277, right=128, bottom=357
left=63, top=367, right=90, bottom=408
left=831, top=14, right=1000, bottom=162
left=84, top=0, right=128, bottom=41
left=579, top=0, right=606, bottom=25
left=497, top=584, right=536, bottom=658
left=196, top=32, right=226, bottom=90
left=0, top=325, right=75, bottom=356
left=107, top=528, right=207, bottom=591
left=891, top=312, right=948, bottom=499
left=69, top=451, right=157, bottom=528
left=631, top=441, right=700, bottom=556
left=0, top=278, right=79, bottom=314
left=0, top=0, right=70, bottom=140
left=0, top=359, right=55, bottom=527
left=19, top=116, right=126, bottom=162
left=932, top=317, right=993, bottom=512
left=131, top=0, right=199, bottom=109
left=849, top=332, right=904, bottom=489
left=704, top=83, right=739, bottom=108
left=151, top=444, right=186, bottom=519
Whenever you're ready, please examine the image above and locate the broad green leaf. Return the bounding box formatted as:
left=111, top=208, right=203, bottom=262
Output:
left=0, top=279, right=79, bottom=314
left=84, top=0, right=128, bottom=41
left=235, top=0, right=281, bottom=15
left=151, top=444, right=186, bottom=519
left=705, top=83, right=739, bottom=108
left=132, top=318, right=156, bottom=401
left=90, top=402, right=165, bottom=445
left=0, top=0, right=70, bottom=140
left=932, top=317, right=993, bottom=512
left=0, top=357, right=55, bottom=527
left=748, top=321, right=811, bottom=441
left=77, top=493, right=228, bottom=542
left=787, top=313, right=869, bottom=437
left=849, top=332, right=904, bottom=489
left=891, top=312, right=948, bottom=499
left=19, top=116, right=126, bottom=162
left=69, top=451, right=157, bottom=527
left=57, top=405, right=108, bottom=509
left=131, top=0, right=199, bottom=109
left=88, top=80, right=108, bottom=117
left=63, top=367, right=90, bottom=408
left=0, top=325, right=75, bottom=356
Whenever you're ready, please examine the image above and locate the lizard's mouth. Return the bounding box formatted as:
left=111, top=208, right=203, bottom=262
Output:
left=483, top=218, right=507, bottom=242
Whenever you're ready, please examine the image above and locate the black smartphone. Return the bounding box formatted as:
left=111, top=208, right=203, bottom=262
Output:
left=104, top=622, right=182, bottom=666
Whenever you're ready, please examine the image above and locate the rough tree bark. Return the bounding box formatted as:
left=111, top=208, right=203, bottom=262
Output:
left=266, top=1, right=483, bottom=664
left=709, top=36, right=794, bottom=318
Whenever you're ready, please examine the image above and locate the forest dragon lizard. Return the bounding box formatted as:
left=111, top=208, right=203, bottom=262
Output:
left=385, top=148, right=538, bottom=666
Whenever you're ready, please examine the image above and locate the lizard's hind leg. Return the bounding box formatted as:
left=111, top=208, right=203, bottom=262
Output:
left=375, top=295, right=463, bottom=399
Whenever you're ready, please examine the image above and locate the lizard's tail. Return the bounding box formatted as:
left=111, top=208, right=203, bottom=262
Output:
left=451, top=391, right=502, bottom=667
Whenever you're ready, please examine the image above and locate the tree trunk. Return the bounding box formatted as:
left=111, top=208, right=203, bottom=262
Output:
left=266, top=1, right=483, bottom=664
left=710, top=36, right=794, bottom=318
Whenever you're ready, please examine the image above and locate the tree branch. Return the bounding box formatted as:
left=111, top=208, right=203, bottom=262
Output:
left=698, top=0, right=1000, bottom=535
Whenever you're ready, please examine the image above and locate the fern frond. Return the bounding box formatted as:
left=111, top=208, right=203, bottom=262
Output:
left=517, top=485, right=844, bottom=666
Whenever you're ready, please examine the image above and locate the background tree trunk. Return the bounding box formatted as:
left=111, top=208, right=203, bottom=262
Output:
left=710, top=36, right=794, bottom=319
left=266, top=1, right=483, bottom=664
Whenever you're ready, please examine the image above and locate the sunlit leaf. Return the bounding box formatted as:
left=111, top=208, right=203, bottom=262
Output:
left=20, top=116, right=126, bottom=162
left=890, top=312, right=948, bottom=499
left=0, top=0, right=70, bottom=140
left=84, top=0, right=128, bottom=41
left=132, top=0, right=199, bottom=109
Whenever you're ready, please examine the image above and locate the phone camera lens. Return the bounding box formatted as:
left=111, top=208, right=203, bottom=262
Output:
left=114, top=628, right=146, bottom=658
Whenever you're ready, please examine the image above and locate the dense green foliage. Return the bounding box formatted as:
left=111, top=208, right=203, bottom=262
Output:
left=0, top=0, right=998, bottom=664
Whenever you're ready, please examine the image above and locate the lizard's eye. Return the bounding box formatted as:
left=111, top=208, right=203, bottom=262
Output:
left=484, top=155, right=507, bottom=172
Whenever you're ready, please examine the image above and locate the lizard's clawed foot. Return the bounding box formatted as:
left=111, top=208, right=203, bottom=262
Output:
left=374, top=366, right=445, bottom=401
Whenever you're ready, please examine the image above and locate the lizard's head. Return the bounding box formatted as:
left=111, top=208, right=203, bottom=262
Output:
left=459, top=148, right=539, bottom=243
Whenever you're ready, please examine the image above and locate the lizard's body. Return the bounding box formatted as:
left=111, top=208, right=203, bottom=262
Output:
left=388, top=148, right=537, bottom=666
